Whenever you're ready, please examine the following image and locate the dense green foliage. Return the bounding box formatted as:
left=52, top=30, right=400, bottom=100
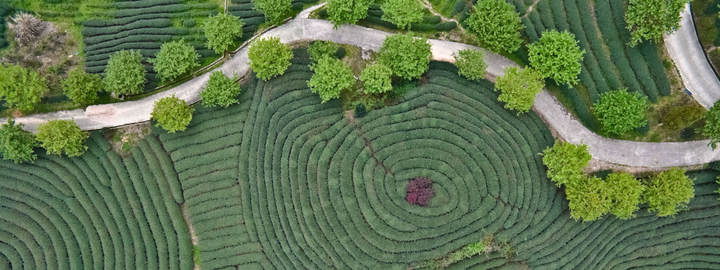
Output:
left=308, top=40, right=339, bottom=63
left=204, top=13, right=245, bottom=54
left=381, top=0, right=425, bottom=30
left=517, top=0, right=672, bottom=131
left=565, top=176, right=611, bottom=221
left=62, top=69, right=103, bottom=106
left=248, top=37, right=294, bottom=81
left=606, top=171, right=646, bottom=219
left=326, top=0, right=373, bottom=28
left=252, top=0, right=292, bottom=25
left=103, top=50, right=147, bottom=96
left=703, top=100, right=720, bottom=149
left=465, top=0, right=524, bottom=53
left=625, top=0, right=688, bottom=46
left=542, top=141, right=592, bottom=187
left=643, top=168, right=695, bottom=217
left=360, top=63, right=393, bottom=94
left=151, top=94, right=194, bottom=133
left=0, top=119, right=37, bottom=163
left=35, top=119, right=88, bottom=157
left=308, top=56, right=355, bottom=102
left=593, top=88, right=648, bottom=135
left=495, top=67, right=544, bottom=114
left=200, top=71, right=241, bottom=108
left=0, top=63, right=48, bottom=111
left=452, top=49, right=487, bottom=81
left=151, top=39, right=200, bottom=83
left=379, top=33, right=432, bottom=80
left=528, top=30, right=585, bottom=86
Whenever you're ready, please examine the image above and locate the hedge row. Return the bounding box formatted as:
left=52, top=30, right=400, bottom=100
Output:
left=519, top=0, right=672, bottom=131
left=360, top=5, right=457, bottom=32
left=0, top=133, right=192, bottom=269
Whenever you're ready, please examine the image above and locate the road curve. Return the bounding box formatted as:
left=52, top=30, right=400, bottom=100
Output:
left=664, top=4, right=720, bottom=109
left=3, top=17, right=719, bottom=167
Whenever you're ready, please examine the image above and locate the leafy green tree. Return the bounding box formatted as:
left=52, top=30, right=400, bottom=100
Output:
left=541, top=140, right=592, bottom=187
left=453, top=49, right=487, bottom=81
left=566, top=176, right=611, bottom=221
left=200, top=71, right=241, bottom=108
left=204, top=13, right=245, bottom=54
left=151, top=94, right=194, bottom=133
left=326, top=0, right=373, bottom=29
left=465, top=0, right=524, bottom=53
left=103, top=50, right=146, bottom=96
left=252, top=0, right=292, bottom=25
left=36, top=119, right=88, bottom=157
left=702, top=100, right=720, bottom=150
left=381, top=0, right=424, bottom=30
left=247, top=36, right=294, bottom=81
left=308, top=40, right=339, bottom=63
left=151, top=39, right=200, bottom=83
left=379, top=33, right=432, bottom=80
left=307, top=55, right=355, bottom=102
left=0, top=63, right=48, bottom=111
left=360, top=63, right=393, bottom=94
left=528, top=30, right=585, bottom=86
left=495, top=67, right=544, bottom=114
left=0, top=119, right=37, bottom=163
left=605, top=171, right=646, bottom=219
left=593, top=88, right=648, bottom=135
left=625, top=0, right=688, bottom=46
left=62, top=68, right=103, bottom=106
left=643, top=167, right=695, bottom=217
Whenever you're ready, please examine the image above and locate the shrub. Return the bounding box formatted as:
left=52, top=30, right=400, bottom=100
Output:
left=379, top=33, right=432, bottom=80
left=247, top=36, right=294, bottom=81
left=36, top=119, right=88, bottom=157
left=62, top=69, right=103, bottom=106
left=0, top=118, right=37, bottom=163
left=593, top=88, right=648, bottom=135
left=605, top=172, right=645, bottom=219
left=381, top=0, right=424, bottom=30
left=200, top=71, right=241, bottom=108
left=204, top=13, right=244, bottom=54
left=541, top=141, right=591, bottom=187
left=643, top=167, right=695, bottom=217
left=360, top=63, right=393, bottom=94
left=151, top=39, right=200, bottom=83
left=495, top=67, right=544, bottom=114
left=452, top=49, right=487, bottom=81
left=307, top=55, right=355, bottom=103
left=663, top=105, right=704, bottom=130
left=703, top=100, right=720, bottom=149
left=465, top=0, right=524, bottom=53
left=354, top=103, right=367, bottom=118
left=252, top=0, right=292, bottom=25
left=0, top=63, right=48, bottom=111
left=528, top=30, right=585, bottom=86
left=103, top=50, right=147, bottom=95
left=566, top=176, right=611, bottom=221
left=308, top=40, right=338, bottom=63
left=183, top=19, right=196, bottom=27
left=151, top=94, right=194, bottom=133
left=407, top=177, right=434, bottom=206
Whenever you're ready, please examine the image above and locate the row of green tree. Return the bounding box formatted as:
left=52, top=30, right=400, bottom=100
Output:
left=542, top=141, right=695, bottom=221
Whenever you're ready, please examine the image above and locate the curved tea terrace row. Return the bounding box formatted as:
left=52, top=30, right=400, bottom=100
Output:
left=3, top=15, right=720, bottom=168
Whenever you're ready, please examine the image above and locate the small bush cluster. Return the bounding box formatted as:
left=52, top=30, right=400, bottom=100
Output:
left=406, top=177, right=434, bottom=207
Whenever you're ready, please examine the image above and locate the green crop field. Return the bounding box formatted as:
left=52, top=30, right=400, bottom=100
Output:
left=3, top=50, right=716, bottom=269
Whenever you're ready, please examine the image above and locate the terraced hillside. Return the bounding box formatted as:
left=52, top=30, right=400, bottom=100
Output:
left=0, top=51, right=718, bottom=269
left=0, top=133, right=192, bottom=270
left=82, top=0, right=220, bottom=90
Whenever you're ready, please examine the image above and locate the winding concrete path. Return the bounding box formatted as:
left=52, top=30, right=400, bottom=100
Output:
left=3, top=15, right=719, bottom=167
left=664, top=4, right=720, bottom=109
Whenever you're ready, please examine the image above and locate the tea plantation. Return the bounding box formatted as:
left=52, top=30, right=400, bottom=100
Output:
left=1, top=49, right=717, bottom=269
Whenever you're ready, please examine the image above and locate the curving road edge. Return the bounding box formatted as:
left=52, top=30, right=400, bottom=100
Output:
left=664, top=4, right=720, bottom=109
left=2, top=16, right=719, bottom=168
